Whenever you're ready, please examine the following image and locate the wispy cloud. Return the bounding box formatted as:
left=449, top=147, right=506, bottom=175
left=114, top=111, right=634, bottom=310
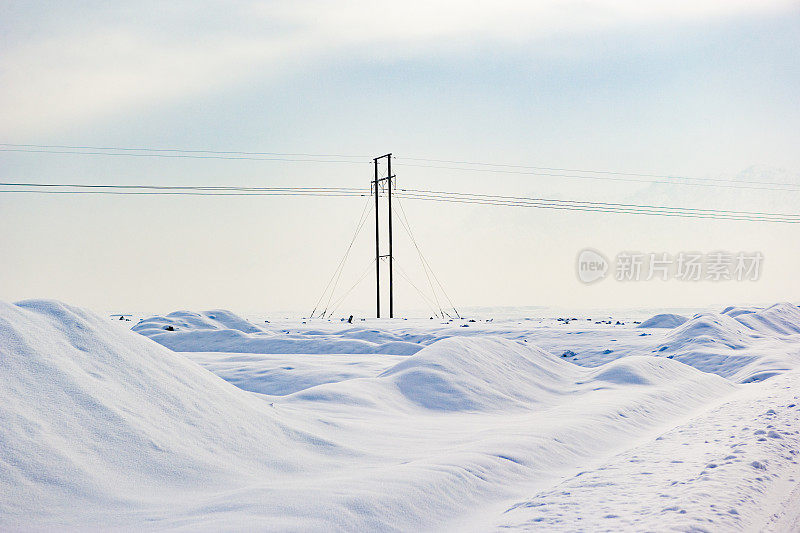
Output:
left=0, top=0, right=795, bottom=136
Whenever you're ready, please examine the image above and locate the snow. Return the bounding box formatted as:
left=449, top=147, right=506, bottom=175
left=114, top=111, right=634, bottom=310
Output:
left=654, top=305, right=800, bottom=382
left=133, top=311, right=424, bottom=355
left=0, top=300, right=327, bottom=527
left=183, top=352, right=399, bottom=396
left=2, top=299, right=800, bottom=530
left=496, top=370, right=800, bottom=531
left=637, top=312, right=688, bottom=328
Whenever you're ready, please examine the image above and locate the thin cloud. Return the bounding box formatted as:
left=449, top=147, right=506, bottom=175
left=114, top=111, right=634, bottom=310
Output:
left=0, top=0, right=795, bottom=136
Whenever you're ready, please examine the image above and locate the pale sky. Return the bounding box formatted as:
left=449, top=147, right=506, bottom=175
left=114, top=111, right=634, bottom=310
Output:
left=1, top=1, right=799, bottom=316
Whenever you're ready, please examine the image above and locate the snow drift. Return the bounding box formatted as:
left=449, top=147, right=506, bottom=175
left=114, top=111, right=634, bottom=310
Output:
left=723, top=302, right=800, bottom=336
left=637, top=313, right=688, bottom=328
left=131, top=309, right=266, bottom=335
left=376, top=337, right=732, bottom=413
left=0, top=299, right=758, bottom=531
left=0, top=300, right=337, bottom=528
left=653, top=303, right=800, bottom=382
left=134, top=310, right=424, bottom=355
left=378, top=337, right=578, bottom=411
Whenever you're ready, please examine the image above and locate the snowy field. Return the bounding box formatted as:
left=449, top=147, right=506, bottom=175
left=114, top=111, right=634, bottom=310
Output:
left=2, top=301, right=800, bottom=531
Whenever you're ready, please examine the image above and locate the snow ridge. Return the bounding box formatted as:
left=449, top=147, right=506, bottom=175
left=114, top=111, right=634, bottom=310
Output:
left=653, top=303, right=800, bottom=382
left=3, top=300, right=798, bottom=530
left=134, top=311, right=424, bottom=355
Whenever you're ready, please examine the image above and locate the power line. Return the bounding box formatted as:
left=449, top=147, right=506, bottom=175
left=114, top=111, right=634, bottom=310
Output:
left=393, top=162, right=800, bottom=192
left=320, top=200, right=374, bottom=318
left=0, top=181, right=368, bottom=197
left=312, top=197, right=374, bottom=318
left=4, top=141, right=797, bottom=190
left=394, top=191, right=800, bottom=223
left=0, top=148, right=370, bottom=165
left=0, top=182, right=800, bottom=223
left=0, top=182, right=364, bottom=191
left=2, top=181, right=798, bottom=222
left=394, top=156, right=800, bottom=190
left=399, top=188, right=800, bottom=219
left=396, top=192, right=800, bottom=222
left=0, top=185, right=800, bottom=219
left=327, top=259, right=376, bottom=318
left=0, top=143, right=369, bottom=159
left=0, top=189, right=367, bottom=197
left=395, top=196, right=460, bottom=318
left=393, top=207, right=443, bottom=317
left=392, top=260, right=444, bottom=319
left=4, top=142, right=797, bottom=191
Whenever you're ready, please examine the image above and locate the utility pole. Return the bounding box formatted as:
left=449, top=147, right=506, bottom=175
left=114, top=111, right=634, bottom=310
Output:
left=373, top=153, right=394, bottom=318
left=388, top=155, right=394, bottom=318
left=374, top=156, right=380, bottom=318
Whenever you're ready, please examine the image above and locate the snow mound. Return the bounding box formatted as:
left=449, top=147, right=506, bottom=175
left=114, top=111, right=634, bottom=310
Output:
left=637, top=313, right=688, bottom=329
left=379, top=337, right=579, bottom=411
left=1, top=300, right=743, bottom=530
left=661, top=312, right=756, bottom=351
left=724, top=302, right=800, bottom=336
left=654, top=303, right=800, bottom=382
left=133, top=309, right=265, bottom=334
left=186, top=352, right=400, bottom=396
left=586, top=356, right=714, bottom=387
left=325, top=337, right=731, bottom=413
left=134, top=311, right=424, bottom=355
left=0, top=300, right=328, bottom=526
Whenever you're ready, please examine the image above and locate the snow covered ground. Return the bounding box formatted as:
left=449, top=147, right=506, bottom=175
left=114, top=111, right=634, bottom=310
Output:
left=2, top=300, right=799, bottom=531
